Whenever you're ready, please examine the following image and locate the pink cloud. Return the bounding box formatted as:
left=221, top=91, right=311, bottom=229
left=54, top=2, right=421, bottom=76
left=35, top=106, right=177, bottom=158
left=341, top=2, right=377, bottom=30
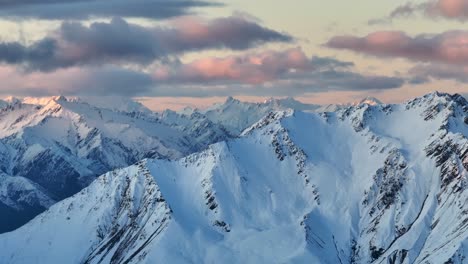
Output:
left=154, top=48, right=313, bottom=84
left=429, top=0, right=468, bottom=20
left=326, top=30, right=468, bottom=65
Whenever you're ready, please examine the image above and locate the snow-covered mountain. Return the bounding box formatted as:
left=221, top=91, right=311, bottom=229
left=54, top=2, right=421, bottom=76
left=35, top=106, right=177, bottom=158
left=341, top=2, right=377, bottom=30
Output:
left=0, top=96, right=233, bottom=233
left=1, top=92, right=466, bottom=263
left=201, top=96, right=321, bottom=135
left=0, top=95, right=325, bottom=233
left=320, top=96, right=383, bottom=112
left=22, top=96, right=154, bottom=114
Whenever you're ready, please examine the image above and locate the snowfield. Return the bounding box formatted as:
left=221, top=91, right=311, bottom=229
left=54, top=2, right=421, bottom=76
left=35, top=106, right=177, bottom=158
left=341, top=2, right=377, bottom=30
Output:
left=0, top=92, right=466, bottom=263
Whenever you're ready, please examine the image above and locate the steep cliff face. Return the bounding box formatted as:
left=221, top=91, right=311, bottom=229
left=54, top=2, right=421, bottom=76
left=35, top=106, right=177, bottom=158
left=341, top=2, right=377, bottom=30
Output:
left=1, top=92, right=466, bottom=263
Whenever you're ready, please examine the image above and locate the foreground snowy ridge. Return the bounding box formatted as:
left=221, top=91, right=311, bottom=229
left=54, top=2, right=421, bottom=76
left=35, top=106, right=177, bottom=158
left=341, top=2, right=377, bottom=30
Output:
left=0, top=92, right=467, bottom=263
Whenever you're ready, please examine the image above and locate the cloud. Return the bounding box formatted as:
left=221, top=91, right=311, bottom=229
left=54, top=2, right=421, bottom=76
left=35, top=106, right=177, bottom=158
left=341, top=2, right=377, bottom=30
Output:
left=309, top=56, right=355, bottom=69
left=368, top=3, right=424, bottom=25
left=368, top=3, right=425, bottom=25
left=326, top=30, right=468, bottom=65
left=0, top=16, right=292, bottom=71
left=369, top=0, right=468, bottom=24
left=154, top=48, right=318, bottom=84
left=157, top=16, right=292, bottom=51
left=0, top=48, right=406, bottom=97
left=154, top=48, right=357, bottom=85
left=427, top=0, right=468, bottom=20
left=151, top=48, right=405, bottom=97
left=0, top=38, right=58, bottom=70
left=147, top=73, right=405, bottom=98
left=0, top=0, right=217, bottom=20
left=0, top=65, right=154, bottom=96
left=409, top=63, right=468, bottom=83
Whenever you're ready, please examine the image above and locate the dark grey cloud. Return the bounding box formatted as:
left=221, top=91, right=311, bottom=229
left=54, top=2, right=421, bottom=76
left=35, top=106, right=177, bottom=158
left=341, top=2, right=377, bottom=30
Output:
left=0, top=38, right=57, bottom=69
left=0, top=16, right=292, bottom=71
left=0, top=0, right=217, bottom=20
left=309, top=56, right=354, bottom=70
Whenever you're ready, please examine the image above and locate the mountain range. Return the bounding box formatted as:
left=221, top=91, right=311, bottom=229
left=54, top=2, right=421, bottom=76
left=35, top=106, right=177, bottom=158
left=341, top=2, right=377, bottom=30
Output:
left=0, top=94, right=327, bottom=233
left=0, top=92, right=466, bottom=263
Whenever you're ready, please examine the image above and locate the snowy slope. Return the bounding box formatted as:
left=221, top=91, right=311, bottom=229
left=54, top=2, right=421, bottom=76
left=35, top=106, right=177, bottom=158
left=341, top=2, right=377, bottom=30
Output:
left=0, top=96, right=232, bottom=233
left=1, top=92, right=466, bottom=263
left=0, top=173, right=54, bottom=233
left=201, top=96, right=321, bottom=135
left=0, top=94, right=322, bottom=233
left=320, top=96, right=383, bottom=112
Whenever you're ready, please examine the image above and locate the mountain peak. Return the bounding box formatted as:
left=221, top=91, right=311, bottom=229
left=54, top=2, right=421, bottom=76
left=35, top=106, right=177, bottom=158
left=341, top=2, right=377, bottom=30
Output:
left=52, top=95, right=68, bottom=102
left=264, top=97, right=300, bottom=105
left=22, top=96, right=67, bottom=106
left=424, top=91, right=467, bottom=103
left=407, top=91, right=467, bottom=108
left=355, top=96, right=383, bottom=106
left=225, top=96, right=239, bottom=104
left=4, top=96, right=21, bottom=105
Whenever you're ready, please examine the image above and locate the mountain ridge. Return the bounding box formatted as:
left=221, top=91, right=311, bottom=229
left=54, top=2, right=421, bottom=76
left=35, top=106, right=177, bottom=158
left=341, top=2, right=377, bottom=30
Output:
left=0, top=92, right=466, bottom=263
left=0, top=93, right=345, bottom=233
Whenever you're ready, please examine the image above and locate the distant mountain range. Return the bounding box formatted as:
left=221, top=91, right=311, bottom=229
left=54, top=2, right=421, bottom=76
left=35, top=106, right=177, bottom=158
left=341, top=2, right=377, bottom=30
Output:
left=0, top=94, right=347, bottom=233
left=0, top=92, right=466, bottom=263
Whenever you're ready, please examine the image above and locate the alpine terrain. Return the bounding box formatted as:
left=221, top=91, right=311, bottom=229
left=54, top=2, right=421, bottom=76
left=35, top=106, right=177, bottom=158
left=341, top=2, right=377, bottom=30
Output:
left=0, top=92, right=466, bottom=263
left=0, top=95, right=318, bottom=233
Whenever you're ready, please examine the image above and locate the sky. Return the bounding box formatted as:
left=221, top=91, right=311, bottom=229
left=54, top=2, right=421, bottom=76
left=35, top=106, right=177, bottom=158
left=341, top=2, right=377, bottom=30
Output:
left=0, top=0, right=466, bottom=110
